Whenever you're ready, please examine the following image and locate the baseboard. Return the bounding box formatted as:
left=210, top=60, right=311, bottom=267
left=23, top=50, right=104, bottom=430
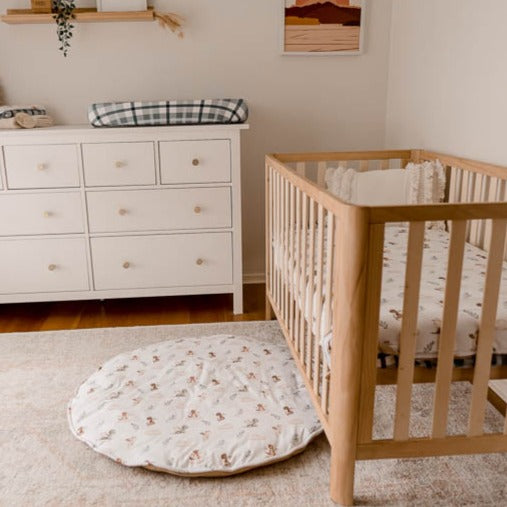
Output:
left=243, top=272, right=265, bottom=284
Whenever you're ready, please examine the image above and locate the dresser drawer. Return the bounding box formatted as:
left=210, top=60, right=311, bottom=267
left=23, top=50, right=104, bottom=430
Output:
left=4, top=144, right=79, bottom=189
left=91, top=232, right=232, bottom=290
left=0, top=192, right=84, bottom=236
left=82, top=142, right=156, bottom=187
left=160, top=140, right=231, bottom=184
left=87, top=187, right=231, bottom=233
left=0, top=237, right=89, bottom=294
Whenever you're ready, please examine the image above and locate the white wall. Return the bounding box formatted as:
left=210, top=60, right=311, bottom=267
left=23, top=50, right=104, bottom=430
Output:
left=386, top=0, right=507, bottom=166
left=0, top=0, right=393, bottom=278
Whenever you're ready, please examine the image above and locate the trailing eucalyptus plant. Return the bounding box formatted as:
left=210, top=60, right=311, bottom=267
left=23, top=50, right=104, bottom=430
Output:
left=52, top=0, right=76, bottom=57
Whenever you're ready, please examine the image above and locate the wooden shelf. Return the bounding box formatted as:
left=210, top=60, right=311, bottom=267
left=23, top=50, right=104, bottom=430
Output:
left=0, top=7, right=155, bottom=24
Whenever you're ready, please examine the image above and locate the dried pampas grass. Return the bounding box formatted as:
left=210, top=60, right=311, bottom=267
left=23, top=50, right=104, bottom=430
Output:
left=154, top=12, right=184, bottom=38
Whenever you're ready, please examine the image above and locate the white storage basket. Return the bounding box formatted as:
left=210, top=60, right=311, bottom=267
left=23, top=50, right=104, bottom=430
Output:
left=97, top=0, right=147, bottom=12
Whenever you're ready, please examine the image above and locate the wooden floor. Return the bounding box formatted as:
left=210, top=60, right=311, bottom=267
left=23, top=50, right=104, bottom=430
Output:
left=0, top=284, right=266, bottom=333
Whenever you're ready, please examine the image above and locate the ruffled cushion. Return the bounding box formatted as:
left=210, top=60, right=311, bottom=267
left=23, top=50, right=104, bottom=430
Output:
left=68, top=335, right=321, bottom=476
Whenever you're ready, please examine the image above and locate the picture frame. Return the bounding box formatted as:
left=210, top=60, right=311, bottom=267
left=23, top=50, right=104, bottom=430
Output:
left=280, top=0, right=366, bottom=56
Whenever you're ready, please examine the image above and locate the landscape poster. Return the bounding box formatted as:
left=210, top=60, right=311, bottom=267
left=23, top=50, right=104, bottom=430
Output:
left=283, top=0, right=364, bottom=54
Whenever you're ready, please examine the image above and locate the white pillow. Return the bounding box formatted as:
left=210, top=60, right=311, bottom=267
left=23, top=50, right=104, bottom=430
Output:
left=325, top=161, right=446, bottom=207
left=405, top=160, right=446, bottom=204
left=354, top=169, right=408, bottom=206
left=326, top=167, right=409, bottom=206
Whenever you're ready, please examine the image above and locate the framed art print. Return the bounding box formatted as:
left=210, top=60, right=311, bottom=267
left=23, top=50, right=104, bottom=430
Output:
left=282, top=0, right=365, bottom=55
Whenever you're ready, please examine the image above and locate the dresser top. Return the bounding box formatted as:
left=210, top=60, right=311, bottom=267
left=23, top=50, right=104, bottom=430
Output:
left=0, top=123, right=250, bottom=141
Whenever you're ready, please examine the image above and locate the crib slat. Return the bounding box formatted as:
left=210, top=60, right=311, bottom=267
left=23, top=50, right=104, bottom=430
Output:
left=499, top=181, right=507, bottom=261
left=283, top=180, right=290, bottom=324
left=448, top=168, right=458, bottom=203
left=321, top=212, right=335, bottom=413
left=483, top=179, right=499, bottom=250
left=299, top=194, right=309, bottom=359
left=266, top=165, right=274, bottom=312
left=394, top=222, right=426, bottom=441
left=288, top=184, right=296, bottom=338
left=469, top=219, right=507, bottom=437
left=274, top=171, right=280, bottom=311
left=278, top=175, right=284, bottom=318
left=296, top=162, right=306, bottom=177
left=306, top=200, right=316, bottom=377
left=451, top=167, right=464, bottom=204
left=294, top=188, right=302, bottom=352
left=359, top=160, right=368, bottom=172
left=318, top=161, right=327, bottom=188
left=358, top=224, right=386, bottom=444
left=462, top=172, right=474, bottom=240
left=313, top=204, right=325, bottom=394
left=380, top=160, right=389, bottom=171
left=470, top=174, right=485, bottom=246
left=432, top=220, right=467, bottom=439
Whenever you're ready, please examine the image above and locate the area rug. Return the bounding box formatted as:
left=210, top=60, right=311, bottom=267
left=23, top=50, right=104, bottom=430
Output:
left=1, top=320, right=506, bottom=507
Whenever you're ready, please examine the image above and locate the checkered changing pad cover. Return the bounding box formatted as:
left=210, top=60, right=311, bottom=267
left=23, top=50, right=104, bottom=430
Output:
left=88, top=99, right=248, bottom=127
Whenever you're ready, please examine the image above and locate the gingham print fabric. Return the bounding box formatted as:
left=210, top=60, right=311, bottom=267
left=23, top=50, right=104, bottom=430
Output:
left=89, top=99, right=248, bottom=127
left=0, top=105, right=46, bottom=120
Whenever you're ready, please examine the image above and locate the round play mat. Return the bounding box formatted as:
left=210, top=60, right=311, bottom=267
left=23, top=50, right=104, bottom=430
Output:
left=68, top=334, right=322, bottom=476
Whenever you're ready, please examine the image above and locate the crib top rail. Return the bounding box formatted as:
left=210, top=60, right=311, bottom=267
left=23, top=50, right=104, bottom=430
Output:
left=420, top=150, right=507, bottom=180
left=267, top=149, right=507, bottom=224
left=274, top=150, right=413, bottom=164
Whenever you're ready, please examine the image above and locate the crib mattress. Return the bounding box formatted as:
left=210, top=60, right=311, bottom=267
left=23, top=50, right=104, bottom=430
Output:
left=279, top=226, right=507, bottom=359
left=378, top=226, right=507, bottom=358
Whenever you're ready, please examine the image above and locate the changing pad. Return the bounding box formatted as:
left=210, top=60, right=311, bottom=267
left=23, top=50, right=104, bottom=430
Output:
left=89, top=99, right=248, bottom=128
left=68, top=334, right=321, bottom=476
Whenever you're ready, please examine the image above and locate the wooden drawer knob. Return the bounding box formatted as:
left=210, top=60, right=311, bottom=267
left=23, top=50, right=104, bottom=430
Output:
left=43, top=211, right=52, bottom=218
left=196, top=258, right=204, bottom=266
left=192, top=158, right=200, bottom=167
left=115, top=161, right=126, bottom=168
left=194, top=206, right=202, bottom=215
left=123, top=262, right=131, bottom=269
left=37, top=163, right=47, bottom=171
left=48, top=264, right=57, bottom=272
left=118, top=209, right=128, bottom=216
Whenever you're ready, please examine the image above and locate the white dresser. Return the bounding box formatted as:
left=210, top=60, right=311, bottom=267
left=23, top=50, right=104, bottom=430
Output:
left=0, top=124, right=247, bottom=314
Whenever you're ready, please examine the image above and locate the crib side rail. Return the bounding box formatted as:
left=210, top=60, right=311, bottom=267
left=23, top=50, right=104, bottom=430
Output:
left=265, top=155, right=351, bottom=436
left=356, top=216, right=507, bottom=457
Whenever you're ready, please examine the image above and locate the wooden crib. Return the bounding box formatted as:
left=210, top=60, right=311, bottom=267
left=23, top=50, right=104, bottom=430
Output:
left=265, top=150, right=507, bottom=506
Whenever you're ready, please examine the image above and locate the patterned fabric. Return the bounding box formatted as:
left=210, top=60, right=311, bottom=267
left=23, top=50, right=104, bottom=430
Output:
left=88, top=99, right=248, bottom=128
left=0, top=105, right=46, bottom=120
left=379, top=226, right=507, bottom=358
left=68, top=335, right=322, bottom=475
left=279, top=226, right=507, bottom=361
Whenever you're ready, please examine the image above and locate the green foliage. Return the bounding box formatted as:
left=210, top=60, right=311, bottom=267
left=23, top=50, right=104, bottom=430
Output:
left=52, top=0, right=76, bottom=57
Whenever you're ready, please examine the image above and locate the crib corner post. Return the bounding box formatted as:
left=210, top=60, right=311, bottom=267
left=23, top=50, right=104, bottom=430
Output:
left=265, top=297, right=275, bottom=321
left=329, top=205, right=370, bottom=506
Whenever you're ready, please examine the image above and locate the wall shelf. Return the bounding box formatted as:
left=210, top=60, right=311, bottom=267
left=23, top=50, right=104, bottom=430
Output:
left=0, top=7, right=155, bottom=24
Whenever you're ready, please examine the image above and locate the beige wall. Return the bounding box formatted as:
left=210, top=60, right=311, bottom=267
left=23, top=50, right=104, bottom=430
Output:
left=0, top=0, right=393, bottom=278
left=386, top=0, right=507, bottom=166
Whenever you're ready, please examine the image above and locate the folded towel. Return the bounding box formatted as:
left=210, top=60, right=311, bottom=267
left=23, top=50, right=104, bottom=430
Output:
left=0, top=113, right=54, bottom=129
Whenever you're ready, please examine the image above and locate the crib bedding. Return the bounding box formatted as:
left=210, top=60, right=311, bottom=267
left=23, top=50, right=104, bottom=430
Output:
left=277, top=226, right=507, bottom=360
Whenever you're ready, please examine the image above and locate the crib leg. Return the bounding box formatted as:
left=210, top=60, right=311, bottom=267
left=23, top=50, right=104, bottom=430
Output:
left=265, top=296, right=275, bottom=320
left=330, top=445, right=356, bottom=506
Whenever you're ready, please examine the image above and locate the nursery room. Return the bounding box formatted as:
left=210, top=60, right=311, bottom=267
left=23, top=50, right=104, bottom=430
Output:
left=1, top=0, right=507, bottom=505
